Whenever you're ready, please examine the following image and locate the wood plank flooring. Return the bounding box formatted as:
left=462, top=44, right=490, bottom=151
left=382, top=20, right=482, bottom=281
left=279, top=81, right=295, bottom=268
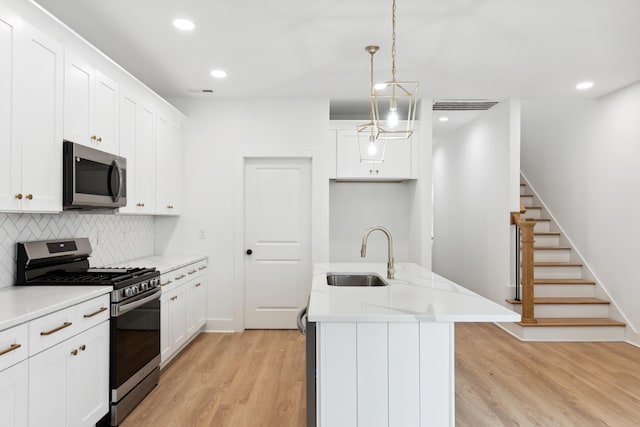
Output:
left=122, top=324, right=640, bottom=427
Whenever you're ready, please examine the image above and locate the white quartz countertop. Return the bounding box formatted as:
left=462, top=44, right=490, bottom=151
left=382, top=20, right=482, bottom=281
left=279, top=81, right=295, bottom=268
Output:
left=308, top=263, right=520, bottom=323
left=0, top=285, right=112, bottom=331
left=110, top=255, right=207, bottom=274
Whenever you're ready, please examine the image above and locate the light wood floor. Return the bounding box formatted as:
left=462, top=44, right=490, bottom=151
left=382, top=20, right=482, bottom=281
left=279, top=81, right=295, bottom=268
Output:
left=123, top=324, right=640, bottom=427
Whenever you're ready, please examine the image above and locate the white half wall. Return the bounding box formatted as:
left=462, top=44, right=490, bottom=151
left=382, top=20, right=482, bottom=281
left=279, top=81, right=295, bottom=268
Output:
left=155, top=98, right=330, bottom=331
left=521, top=82, right=640, bottom=336
left=432, top=100, right=520, bottom=303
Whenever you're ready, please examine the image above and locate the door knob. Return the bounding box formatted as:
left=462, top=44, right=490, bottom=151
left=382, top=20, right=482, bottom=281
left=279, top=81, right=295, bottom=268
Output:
left=246, top=249, right=253, bottom=255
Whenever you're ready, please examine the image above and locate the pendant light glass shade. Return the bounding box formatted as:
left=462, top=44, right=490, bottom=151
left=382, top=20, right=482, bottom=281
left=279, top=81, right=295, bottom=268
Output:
left=371, top=0, right=418, bottom=140
left=358, top=45, right=386, bottom=163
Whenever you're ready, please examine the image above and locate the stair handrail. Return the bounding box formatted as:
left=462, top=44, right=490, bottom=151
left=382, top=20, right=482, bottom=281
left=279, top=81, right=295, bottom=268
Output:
left=517, top=218, right=537, bottom=324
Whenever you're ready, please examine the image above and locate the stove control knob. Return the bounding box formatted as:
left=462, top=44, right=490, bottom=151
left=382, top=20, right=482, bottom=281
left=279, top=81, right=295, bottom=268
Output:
left=124, top=288, right=132, bottom=297
left=141, top=282, right=148, bottom=291
left=133, top=285, right=139, bottom=294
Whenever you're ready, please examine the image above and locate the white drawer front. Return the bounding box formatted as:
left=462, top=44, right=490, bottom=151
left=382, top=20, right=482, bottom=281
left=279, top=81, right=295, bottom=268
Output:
left=76, top=294, right=110, bottom=331
left=29, top=305, right=78, bottom=356
left=0, top=323, right=29, bottom=372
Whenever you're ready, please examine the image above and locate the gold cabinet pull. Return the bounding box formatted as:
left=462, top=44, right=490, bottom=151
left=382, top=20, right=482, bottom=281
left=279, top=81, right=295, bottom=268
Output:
left=97, top=137, right=102, bottom=142
left=40, top=321, right=72, bottom=336
left=0, top=343, right=21, bottom=357
left=195, top=283, right=201, bottom=288
left=188, top=269, right=197, bottom=275
left=71, top=349, right=78, bottom=356
left=83, top=307, right=107, bottom=318
left=167, top=205, right=173, bottom=209
left=175, top=274, right=186, bottom=280
left=170, top=296, right=178, bottom=301
left=198, top=266, right=207, bottom=270
left=26, top=194, right=33, bottom=200
left=79, top=344, right=86, bottom=351
left=15, top=193, right=23, bottom=200
left=161, top=280, right=173, bottom=286
left=91, top=135, right=97, bottom=140
left=136, top=202, right=145, bottom=207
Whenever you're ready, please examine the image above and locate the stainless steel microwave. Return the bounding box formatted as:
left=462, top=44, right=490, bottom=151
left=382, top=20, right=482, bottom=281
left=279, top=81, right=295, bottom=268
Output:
left=63, top=140, right=127, bottom=210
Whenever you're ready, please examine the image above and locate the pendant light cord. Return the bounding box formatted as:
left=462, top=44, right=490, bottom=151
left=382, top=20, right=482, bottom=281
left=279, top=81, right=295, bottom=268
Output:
left=391, top=0, right=397, bottom=82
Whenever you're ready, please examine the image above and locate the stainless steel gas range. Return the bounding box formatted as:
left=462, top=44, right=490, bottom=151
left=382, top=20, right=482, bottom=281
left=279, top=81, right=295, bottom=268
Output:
left=17, top=238, right=161, bottom=426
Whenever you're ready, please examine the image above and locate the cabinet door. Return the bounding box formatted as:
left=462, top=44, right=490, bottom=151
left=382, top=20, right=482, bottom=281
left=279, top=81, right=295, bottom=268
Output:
left=377, top=140, right=411, bottom=178
left=134, top=103, right=156, bottom=213
left=154, top=114, right=170, bottom=214
left=17, top=25, right=63, bottom=212
left=94, top=71, right=119, bottom=154
left=335, top=130, right=371, bottom=178
left=0, top=11, right=21, bottom=211
left=0, top=360, right=28, bottom=427
left=186, top=278, right=206, bottom=337
left=167, top=121, right=182, bottom=214
left=167, top=286, right=186, bottom=352
left=336, top=130, right=411, bottom=180
left=68, top=321, right=109, bottom=427
left=117, top=89, right=138, bottom=214
left=63, top=52, right=94, bottom=146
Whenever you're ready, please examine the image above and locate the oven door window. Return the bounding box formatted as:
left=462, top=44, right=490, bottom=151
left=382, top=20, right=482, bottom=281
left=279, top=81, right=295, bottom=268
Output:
left=112, top=298, right=160, bottom=388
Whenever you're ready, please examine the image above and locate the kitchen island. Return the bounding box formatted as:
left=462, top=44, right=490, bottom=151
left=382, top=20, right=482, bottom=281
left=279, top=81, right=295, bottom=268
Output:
left=307, top=263, right=519, bottom=427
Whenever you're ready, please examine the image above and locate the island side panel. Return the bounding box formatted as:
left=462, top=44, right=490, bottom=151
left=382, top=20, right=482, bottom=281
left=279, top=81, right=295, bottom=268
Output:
left=419, top=322, right=455, bottom=427
left=388, top=323, right=420, bottom=426
left=356, top=323, right=389, bottom=427
left=319, top=322, right=357, bottom=427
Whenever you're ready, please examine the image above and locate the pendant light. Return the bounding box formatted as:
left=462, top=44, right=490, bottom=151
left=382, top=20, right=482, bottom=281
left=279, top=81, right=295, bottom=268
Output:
left=357, top=45, right=386, bottom=163
left=372, top=0, right=418, bottom=140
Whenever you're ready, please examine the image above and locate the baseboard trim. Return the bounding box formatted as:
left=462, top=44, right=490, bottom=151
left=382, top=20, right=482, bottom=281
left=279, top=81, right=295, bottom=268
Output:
left=204, top=318, right=237, bottom=333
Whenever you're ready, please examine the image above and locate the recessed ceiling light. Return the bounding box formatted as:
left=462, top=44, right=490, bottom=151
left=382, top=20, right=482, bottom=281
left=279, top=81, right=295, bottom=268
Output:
left=173, top=19, right=195, bottom=31
left=576, top=81, right=594, bottom=90
left=439, top=117, right=449, bottom=122
left=210, top=69, right=227, bottom=79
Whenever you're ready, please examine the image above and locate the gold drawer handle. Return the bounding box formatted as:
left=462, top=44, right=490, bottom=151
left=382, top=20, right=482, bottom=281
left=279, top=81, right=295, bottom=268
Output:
left=175, top=274, right=186, bottom=280
left=71, top=349, right=78, bottom=356
left=40, top=321, right=72, bottom=336
left=161, top=280, right=173, bottom=286
left=198, top=266, right=207, bottom=270
left=167, top=205, right=173, bottom=209
left=0, top=343, right=22, bottom=357
left=136, top=202, right=145, bottom=207
left=83, top=307, right=108, bottom=318
left=79, top=344, right=86, bottom=351
left=188, top=270, right=197, bottom=275
left=195, top=283, right=201, bottom=288
left=170, top=296, right=178, bottom=301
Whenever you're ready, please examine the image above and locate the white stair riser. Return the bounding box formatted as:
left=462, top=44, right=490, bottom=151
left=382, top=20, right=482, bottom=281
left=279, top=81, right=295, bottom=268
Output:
left=512, top=304, right=609, bottom=318
left=520, top=186, right=526, bottom=195
left=534, top=250, right=571, bottom=262
left=533, top=221, right=550, bottom=232
left=498, top=322, right=625, bottom=342
left=534, top=266, right=582, bottom=279
left=534, top=235, right=560, bottom=246
left=521, top=209, right=541, bottom=219
left=534, top=284, right=595, bottom=298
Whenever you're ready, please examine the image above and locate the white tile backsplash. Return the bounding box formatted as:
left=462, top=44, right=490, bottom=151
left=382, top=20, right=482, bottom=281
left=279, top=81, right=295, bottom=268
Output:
left=0, top=212, right=155, bottom=288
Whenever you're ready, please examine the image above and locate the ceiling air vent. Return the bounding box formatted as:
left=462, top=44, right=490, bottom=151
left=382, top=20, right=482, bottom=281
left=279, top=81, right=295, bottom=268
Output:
left=432, top=100, right=499, bottom=111
left=188, top=89, right=215, bottom=95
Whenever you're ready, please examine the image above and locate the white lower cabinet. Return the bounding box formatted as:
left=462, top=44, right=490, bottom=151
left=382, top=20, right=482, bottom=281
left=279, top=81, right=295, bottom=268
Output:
left=0, top=360, right=28, bottom=427
left=29, top=320, right=109, bottom=427
left=160, top=260, right=208, bottom=367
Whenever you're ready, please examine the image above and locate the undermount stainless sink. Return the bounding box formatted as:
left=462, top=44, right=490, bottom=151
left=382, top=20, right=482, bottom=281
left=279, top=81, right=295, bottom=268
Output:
left=326, top=272, right=388, bottom=287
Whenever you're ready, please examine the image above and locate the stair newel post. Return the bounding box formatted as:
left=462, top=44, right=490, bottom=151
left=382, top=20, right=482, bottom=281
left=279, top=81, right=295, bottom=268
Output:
left=518, top=219, right=537, bottom=324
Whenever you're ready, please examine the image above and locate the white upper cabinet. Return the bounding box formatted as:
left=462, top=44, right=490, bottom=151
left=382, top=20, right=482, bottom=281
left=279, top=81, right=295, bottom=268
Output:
left=335, top=129, right=412, bottom=180
left=64, top=51, right=119, bottom=154
left=0, top=11, right=63, bottom=213
left=155, top=114, right=182, bottom=215
left=133, top=102, right=156, bottom=213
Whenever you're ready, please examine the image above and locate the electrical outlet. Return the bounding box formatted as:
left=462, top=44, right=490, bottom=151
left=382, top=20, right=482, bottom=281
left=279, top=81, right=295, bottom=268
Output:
left=198, top=229, right=206, bottom=240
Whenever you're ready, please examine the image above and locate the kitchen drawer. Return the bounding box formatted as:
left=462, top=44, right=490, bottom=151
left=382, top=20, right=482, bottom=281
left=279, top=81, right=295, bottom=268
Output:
left=29, top=304, right=78, bottom=356
left=194, top=259, right=208, bottom=274
left=0, top=323, right=29, bottom=372
left=76, top=294, right=110, bottom=331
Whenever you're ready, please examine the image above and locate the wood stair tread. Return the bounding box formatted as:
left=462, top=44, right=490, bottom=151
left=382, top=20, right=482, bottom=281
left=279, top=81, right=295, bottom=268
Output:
left=535, top=232, right=560, bottom=236
left=520, top=194, right=534, bottom=197
left=534, top=262, right=582, bottom=267
left=524, top=205, right=542, bottom=209
left=534, top=279, right=595, bottom=285
left=517, top=318, right=625, bottom=327
left=534, top=246, right=571, bottom=250
left=525, top=218, right=550, bottom=222
left=507, top=297, right=610, bottom=305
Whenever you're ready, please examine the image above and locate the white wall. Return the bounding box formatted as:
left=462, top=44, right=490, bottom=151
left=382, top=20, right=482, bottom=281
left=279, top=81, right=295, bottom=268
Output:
left=432, top=100, right=520, bottom=303
left=521, top=82, right=640, bottom=338
left=155, top=98, right=330, bottom=331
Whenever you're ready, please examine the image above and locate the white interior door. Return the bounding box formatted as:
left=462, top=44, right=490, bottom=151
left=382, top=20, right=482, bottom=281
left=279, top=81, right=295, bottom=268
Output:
left=245, top=158, right=311, bottom=329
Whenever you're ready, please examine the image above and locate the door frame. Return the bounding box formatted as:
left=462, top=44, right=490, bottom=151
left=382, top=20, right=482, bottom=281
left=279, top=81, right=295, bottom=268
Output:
left=234, top=148, right=330, bottom=332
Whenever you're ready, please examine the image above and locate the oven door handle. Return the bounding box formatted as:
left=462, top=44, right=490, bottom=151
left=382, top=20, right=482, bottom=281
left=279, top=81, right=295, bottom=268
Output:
left=297, top=306, right=307, bottom=336
left=109, top=160, right=123, bottom=203
left=113, top=288, right=161, bottom=317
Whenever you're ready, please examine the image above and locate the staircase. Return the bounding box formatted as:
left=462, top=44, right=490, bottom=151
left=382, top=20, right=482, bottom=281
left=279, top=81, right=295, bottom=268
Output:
left=501, top=181, right=625, bottom=341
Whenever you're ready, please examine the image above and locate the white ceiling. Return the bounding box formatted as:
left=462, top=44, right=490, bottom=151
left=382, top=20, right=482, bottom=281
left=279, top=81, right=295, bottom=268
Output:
left=34, top=0, right=640, bottom=102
